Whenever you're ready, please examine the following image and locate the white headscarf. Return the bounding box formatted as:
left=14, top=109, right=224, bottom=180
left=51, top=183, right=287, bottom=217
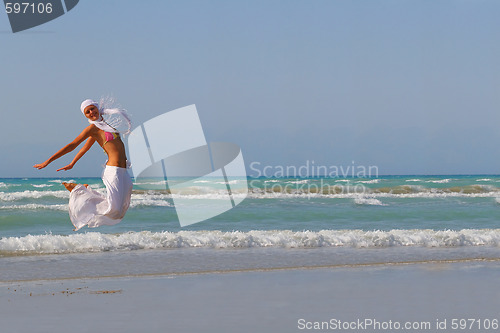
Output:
left=80, top=98, right=131, bottom=135
left=80, top=99, right=99, bottom=114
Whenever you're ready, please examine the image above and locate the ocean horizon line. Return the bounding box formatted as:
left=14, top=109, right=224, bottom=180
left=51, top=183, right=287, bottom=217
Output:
left=3, top=174, right=500, bottom=180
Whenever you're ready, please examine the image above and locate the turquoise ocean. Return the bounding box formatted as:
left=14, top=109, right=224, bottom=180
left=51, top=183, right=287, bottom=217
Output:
left=2, top=175, right=500, bottom=281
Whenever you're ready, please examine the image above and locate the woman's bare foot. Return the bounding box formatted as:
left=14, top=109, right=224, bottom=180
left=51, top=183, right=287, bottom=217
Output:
left=62, top=182, right=77, bottom=192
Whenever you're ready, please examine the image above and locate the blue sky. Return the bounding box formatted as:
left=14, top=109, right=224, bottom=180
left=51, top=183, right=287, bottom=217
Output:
left=1, top=0, right=500, bottom=177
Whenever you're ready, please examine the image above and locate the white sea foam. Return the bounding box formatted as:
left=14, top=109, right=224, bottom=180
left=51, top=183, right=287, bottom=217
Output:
left=1, top=229, right=500, bottom=255
left=134, top=180, right=168, bottom=186
left=215, top=180, right=240, bottom=185
left=354, top=197, right=387, bottom=206
left=48, top=179, right=75, bottom=184
left=0, top=190, right=69, bottom=201
left=0, top=182, right=21, bottom=189
left=129, top=198, right=174, bottom=208
left=286, top=180, right=309, bottom=184
left=406, top=179, right=422, bottom=182
left=0, top=204, right=68, bottom=211
left=426, top=179, right=452, bottom=184
left=32, top=184, right=53, bottom=188
left=356, top=179, right=380, bottom=184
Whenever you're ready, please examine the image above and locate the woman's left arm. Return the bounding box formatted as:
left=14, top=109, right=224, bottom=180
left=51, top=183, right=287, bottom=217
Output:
left=56, top=137, right=96, bottom=172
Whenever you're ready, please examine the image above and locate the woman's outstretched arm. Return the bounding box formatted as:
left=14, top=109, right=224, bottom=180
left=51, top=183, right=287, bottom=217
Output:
left=34, top=126, right=94, bottom=170
left=56, top=137, right=96, bottom=171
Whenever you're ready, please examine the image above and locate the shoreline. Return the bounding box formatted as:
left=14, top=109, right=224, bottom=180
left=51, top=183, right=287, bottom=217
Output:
left=2, top=256, right=500, bottom=284
left=3, top=246, right=500, bottom=282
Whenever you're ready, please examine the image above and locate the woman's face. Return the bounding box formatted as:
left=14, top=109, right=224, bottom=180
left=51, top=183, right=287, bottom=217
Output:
left=83, top=105, right=100, bottom=121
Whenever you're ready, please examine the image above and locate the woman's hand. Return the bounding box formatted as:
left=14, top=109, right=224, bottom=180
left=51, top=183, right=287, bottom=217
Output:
left=33, top=161, right=49, bottom=170
left=57, top=164, right=74, bottom=172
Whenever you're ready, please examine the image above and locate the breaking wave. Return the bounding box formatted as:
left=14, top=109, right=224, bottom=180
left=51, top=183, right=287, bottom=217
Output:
left=1, top=229, right=500, bottom=255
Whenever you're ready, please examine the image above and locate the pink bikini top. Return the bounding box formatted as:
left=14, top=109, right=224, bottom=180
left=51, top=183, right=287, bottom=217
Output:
left=104, top=132, right=119, bottom=144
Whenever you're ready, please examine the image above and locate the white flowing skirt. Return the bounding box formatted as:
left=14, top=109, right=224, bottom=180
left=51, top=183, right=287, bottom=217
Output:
left=69, top=166, right=133, bottom=231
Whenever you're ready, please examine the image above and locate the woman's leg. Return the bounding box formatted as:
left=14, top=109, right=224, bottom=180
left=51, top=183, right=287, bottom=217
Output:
left=62, top=182, right=88, bottom=192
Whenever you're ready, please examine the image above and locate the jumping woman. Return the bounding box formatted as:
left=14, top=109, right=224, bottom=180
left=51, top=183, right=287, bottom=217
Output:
left=34, top=99, right=133, bottom=231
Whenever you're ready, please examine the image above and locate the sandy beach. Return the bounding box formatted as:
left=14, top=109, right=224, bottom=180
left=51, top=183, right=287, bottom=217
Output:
left=2, top=259, right=499, bottom=333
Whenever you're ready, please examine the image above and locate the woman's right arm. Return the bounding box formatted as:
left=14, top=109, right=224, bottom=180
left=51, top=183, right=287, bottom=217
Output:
left=34, top=125, right=94, bottom=170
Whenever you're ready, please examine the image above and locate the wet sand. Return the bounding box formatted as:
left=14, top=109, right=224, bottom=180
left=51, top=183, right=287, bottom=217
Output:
left=1, top=260, right=499, bottom=333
